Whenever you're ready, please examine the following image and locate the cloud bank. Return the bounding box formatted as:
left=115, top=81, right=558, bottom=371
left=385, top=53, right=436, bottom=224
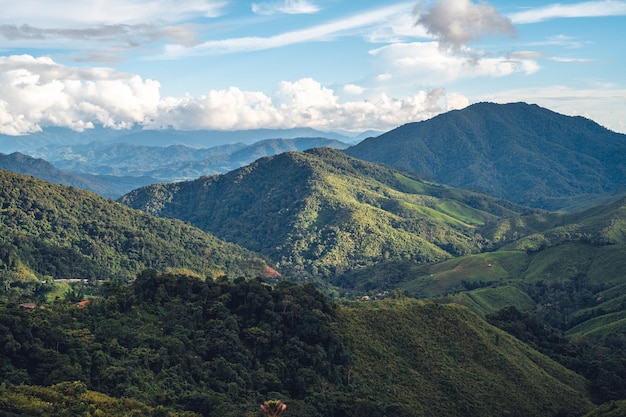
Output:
left=0, top=55, right=468, bottom=136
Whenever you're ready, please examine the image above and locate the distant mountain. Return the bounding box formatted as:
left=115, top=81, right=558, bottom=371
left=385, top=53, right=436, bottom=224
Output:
left=0, top=152, right=156, bottom=199
left=120, top=147, right=532, bottom=277
left=0, top=169, right=267, bottom=280
left=111, top=127, right=355, bottom=147
left=0, top=125, right=359, bottom=153
left=344, top=102, right=626, bottom=210
left=28, top=137, right=350, bottom=182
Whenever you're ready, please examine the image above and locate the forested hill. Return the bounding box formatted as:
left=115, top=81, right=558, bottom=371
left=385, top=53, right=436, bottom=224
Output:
left=0, top=270, right=594, bottom=416
left=0, top=169, right=267, bottom=281
left=120, top=147, right=533, bottom=277
left=344, top=102, right=626, bottom=210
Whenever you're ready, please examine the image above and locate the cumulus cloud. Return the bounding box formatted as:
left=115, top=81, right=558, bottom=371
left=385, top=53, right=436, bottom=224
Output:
left=414, top=0, right=516, bottom=51
left=343, top=84, right=366, bottom=95
left=0, top=55, right=160, bottom=134
left=0, top=55, right=470, bottom=135
left=369, top=42, right=538, bottom=86
left=252, top=0, right=320, bottom=15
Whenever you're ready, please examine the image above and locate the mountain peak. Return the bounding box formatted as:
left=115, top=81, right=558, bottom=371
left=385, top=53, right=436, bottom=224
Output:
left=345, top=102, right=626, bottom=210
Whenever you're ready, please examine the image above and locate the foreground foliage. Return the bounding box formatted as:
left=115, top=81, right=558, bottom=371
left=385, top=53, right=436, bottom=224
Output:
left=0, top=272, right=596, bottom=416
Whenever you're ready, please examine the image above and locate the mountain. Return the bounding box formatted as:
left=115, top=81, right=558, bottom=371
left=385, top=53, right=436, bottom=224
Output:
left=0, top=271, right=594, bottom=416
left=0, top=125, right=358, bottom=154
left=0, top=152, right=155, bottom=198
left=110, top=127, right=355, bottom=147
left=119, top=147, right=533, bottom=278
left=28, top=137, right=350, bottom=182
left=0, top=169, right=267, bottom=281
left=0, top=125, right=139, bottom=153
left=344, top=102, right=626, bottom=210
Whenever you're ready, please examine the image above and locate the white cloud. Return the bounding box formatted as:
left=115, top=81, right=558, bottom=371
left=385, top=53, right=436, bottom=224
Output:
left=414, top=0, right=516, bottom=51
left=159, top=3, right=413, bottom=58
left=252, top=0, right=320, bottom=15
left=0, top=55, right=160, bottom=134
left=0, top=0, right=227, bottom=26
left=369, top=42, right=539, bottom=86
left=509, top=0, right=626, bottom=24
left=344, top=84, right=366, bottom=95
left=0, top=55, right=471, bottom=135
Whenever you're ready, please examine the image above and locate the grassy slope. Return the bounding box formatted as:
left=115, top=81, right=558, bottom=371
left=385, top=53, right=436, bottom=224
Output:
left=339, top=298, right=593, bottom=416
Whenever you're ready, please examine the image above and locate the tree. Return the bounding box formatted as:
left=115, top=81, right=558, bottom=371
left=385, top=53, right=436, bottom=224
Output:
left=260, top=400, right=287, bottom=417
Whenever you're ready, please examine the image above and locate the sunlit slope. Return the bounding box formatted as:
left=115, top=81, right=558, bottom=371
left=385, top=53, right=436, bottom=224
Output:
left=120, top=147, right=530, bottom=277
left=339, top=298, right=593, bottom=416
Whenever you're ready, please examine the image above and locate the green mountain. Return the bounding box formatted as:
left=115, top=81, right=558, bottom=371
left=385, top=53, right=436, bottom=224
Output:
left=344, top=102, right=626, bottom=210
left=0, top=271, right=595, bottom=416
left=119, top=147, right=532, bottom=278
left=0, top=169, right=267, bottom=285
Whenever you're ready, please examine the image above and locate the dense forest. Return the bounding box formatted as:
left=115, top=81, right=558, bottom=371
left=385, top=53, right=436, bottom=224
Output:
left=0, top=271, right=599, bottom=416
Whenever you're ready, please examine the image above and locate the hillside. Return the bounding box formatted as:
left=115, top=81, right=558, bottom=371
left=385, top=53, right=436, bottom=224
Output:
left=0, top=152, right=155, bottom=198
left=120, top=147, right=532, bottom=277
left=0, top=271, right=595, bottom=416
left=338, top=196, right=626, bottom=328
left=29, top=137, right=349, bottom=183
left=333, top=195, right=626, bottom=403
left=344, top=102, right=626, bottom=210
left=340, top=298, right=592, bottom=417
left=0, top=169, right=266, bottom=284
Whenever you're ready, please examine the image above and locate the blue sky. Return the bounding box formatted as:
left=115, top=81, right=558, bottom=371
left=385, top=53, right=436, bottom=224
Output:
left=0, top=0, right=625, bottom=137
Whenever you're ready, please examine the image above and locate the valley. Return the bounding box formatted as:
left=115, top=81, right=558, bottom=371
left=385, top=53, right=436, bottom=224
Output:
left=2, top=102, right=626, bottom=416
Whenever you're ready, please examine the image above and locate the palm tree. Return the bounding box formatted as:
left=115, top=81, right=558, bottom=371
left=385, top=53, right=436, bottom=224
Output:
left=260, top=400, right=287, bottom=417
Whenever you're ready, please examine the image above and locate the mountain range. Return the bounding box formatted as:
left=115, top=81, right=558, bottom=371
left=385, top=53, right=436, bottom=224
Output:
left=345, top=102, right=626, bottom=210
left=0, top=125, right=370, bottom=154
left=2, top=101, right=626, bottom=415
left=26, top=136, right=349, bottom=183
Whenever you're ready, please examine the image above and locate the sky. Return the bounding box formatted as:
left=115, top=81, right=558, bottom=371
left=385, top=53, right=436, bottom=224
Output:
left=0, top=0, right=625, bottom=137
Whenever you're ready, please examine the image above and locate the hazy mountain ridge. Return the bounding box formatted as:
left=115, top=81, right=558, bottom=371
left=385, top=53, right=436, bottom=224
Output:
left=345, top=102, right=626, bottom=210
left=26, top=137, right=350, bottom=183
left=120, top=147, right=534, bottom=277
left=0, top=152, right=156, bottom=198
left=0, top=125, right=364, bottom=154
